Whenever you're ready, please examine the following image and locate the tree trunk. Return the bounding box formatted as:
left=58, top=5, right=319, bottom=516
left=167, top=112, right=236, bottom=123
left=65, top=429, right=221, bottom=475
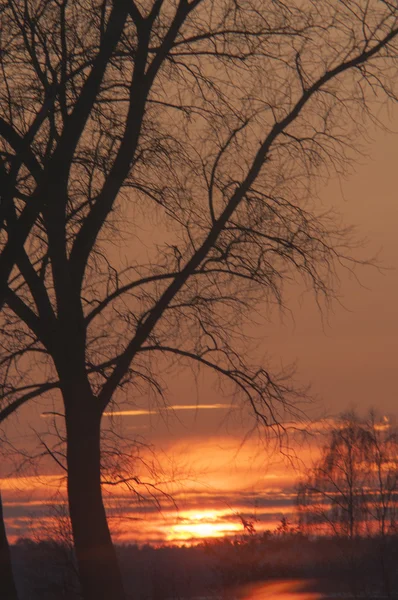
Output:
left=66, top=404, right=125, bottom=600
left=0, top=491, right=19, bottom=600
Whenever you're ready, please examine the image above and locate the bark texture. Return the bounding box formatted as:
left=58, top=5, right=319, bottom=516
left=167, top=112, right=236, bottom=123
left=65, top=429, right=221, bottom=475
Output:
left=66, top=405, right=125, bottom=600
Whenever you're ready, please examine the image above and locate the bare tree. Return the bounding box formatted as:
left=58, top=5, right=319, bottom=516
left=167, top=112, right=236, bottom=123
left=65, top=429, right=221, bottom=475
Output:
left=364, top=412, right=398, bottom=538
left=297, top=410, right=398, bottom=596
left=297, top=412, right=398, bottom=537
left=297, top=412, right=373, bottom=539
left=364, top=412, right=398, bottom=598
left=2, top=2, right=398, bottom=600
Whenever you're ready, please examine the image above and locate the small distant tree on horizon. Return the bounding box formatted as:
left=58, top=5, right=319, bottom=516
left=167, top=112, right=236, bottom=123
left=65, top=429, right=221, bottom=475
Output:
left=297, top=410, right=398, bottom=596
left=297, top=411, right=398, bottom=539
left=275, top=516, right=299, bottom=537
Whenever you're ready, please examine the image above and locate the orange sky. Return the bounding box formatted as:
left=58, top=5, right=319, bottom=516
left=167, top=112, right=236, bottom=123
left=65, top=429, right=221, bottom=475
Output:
left=0, top=431, right=311, bottom=544
left=1, top=110, right=398, bottom=546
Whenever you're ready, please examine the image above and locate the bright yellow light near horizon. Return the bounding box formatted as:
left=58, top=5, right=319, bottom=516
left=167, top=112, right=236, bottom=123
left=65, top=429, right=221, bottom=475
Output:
left=169, top=521, right=241, bottom=541
left=166, top=509, right=241, bottom=543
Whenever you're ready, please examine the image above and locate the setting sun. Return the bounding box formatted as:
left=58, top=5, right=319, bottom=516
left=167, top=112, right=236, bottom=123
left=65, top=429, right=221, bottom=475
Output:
left=166, top=509, right=241, bottom=543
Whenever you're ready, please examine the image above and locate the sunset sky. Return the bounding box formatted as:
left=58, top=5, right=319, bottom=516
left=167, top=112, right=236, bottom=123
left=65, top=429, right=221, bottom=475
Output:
left=1, top=111, right=398, bottom=547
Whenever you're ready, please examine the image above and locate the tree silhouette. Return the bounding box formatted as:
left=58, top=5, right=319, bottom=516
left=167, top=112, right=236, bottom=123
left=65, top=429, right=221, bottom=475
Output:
left=1, top=2, right=398, bottom=599
left=297, top=412, right=372, bottom=539
left=297, top=411, right=398, bottom=596
left=0, top=492, right=18, bottom=600
left=297, top=412, right=398, bottom=539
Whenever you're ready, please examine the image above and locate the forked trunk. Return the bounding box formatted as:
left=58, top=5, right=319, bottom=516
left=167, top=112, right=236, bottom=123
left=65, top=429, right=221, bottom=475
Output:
left=66, top=405, right=125, bottom=600
left=0, top=491, right=19, bottom=600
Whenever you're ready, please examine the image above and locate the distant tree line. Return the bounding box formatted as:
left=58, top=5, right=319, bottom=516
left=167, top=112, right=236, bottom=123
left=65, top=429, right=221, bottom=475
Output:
left=10, top=521, right=398, bottom=600
left=297, top=411, right=398, bottom=538
left=9, top=408, right=398, bottom=600
left=297, top=410, right=398, bottom=597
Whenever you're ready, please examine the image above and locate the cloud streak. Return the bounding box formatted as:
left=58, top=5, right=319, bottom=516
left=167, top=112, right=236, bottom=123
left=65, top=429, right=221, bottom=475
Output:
left=41, top=403, right=232, bottom=419
left=102, top=404, right=232, bottom=417
left=0, top=434, right=315, bottom=545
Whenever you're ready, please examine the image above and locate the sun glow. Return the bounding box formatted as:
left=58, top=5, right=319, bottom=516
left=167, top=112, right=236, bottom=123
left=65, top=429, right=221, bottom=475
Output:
left=166, top=509, right=241, bottom=543
left=1, top=436, right=300, bottom=545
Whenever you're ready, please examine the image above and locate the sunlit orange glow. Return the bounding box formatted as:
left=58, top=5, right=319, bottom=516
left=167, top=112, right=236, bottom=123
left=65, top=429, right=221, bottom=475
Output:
left=238, top=580, right=321, bottom=600
left=0, top=475, right=64, bottom=493
left=103, top=404, right=232, bottom=417
left=170, top=520, right=240, bottom=541
left=165, top=509, right=241, bottom=542
left=0, top=436, right=320, bottom=545
left=41, top=403, right=233, bottom=419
